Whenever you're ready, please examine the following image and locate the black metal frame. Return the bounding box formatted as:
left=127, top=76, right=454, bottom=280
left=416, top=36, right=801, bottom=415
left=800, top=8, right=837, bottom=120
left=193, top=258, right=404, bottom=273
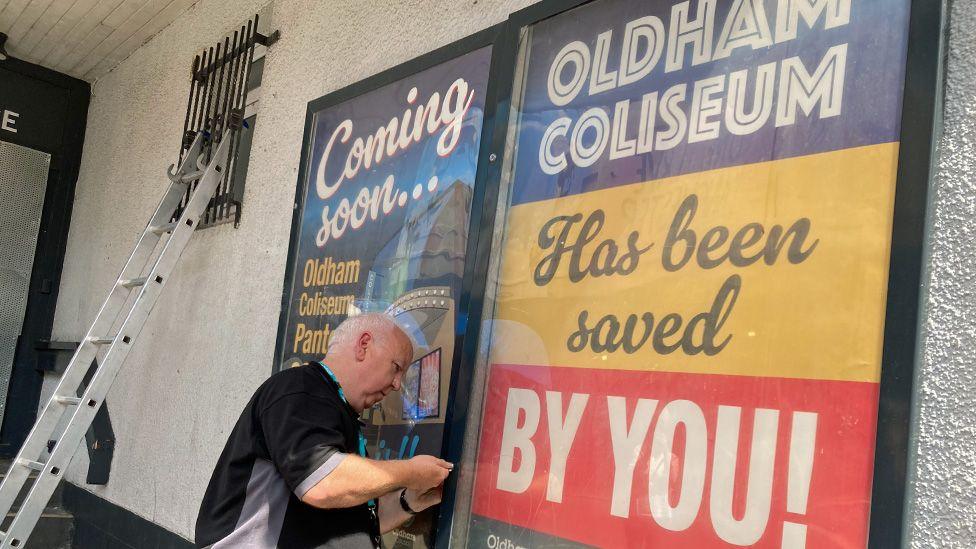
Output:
left=871, top=0, right=944, bottom=546
left=272, top=0, right=942, bottom=546
left=432, top=17, right=524, bottom=548
left=0, top=56, right=90, bottom=458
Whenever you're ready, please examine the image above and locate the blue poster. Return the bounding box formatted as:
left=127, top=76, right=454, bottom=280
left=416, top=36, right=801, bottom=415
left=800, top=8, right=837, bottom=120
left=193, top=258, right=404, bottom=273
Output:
left=280, top=45, right=493, bottom=547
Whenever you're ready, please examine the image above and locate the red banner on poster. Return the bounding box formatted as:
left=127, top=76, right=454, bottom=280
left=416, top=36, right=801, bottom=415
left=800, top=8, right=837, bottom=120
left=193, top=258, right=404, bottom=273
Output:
left=472, top=364, right=878, bottom=548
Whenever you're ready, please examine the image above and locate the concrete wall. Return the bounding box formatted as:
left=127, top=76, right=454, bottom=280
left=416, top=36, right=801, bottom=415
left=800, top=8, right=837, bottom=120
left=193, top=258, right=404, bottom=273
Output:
left=47, top=0, right=976, bottom=545
left=49, top=0, right=531, bottom=540
left=906, top=0, right=976, bottom=547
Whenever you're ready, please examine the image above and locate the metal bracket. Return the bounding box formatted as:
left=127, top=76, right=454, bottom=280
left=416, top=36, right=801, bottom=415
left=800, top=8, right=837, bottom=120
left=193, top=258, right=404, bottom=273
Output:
left=33, top=341, right=78, bottom=374
left=255, top=30, right=280, bottom=47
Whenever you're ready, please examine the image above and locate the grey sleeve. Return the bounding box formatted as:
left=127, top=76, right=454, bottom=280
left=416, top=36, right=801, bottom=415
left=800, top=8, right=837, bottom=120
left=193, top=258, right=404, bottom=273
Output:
left=295, top=452, right=349, bottom=498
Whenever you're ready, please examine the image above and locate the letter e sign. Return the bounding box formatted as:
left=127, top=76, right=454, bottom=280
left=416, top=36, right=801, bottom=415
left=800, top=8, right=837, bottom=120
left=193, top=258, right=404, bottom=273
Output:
left=2, top=110, right=19, bottom=133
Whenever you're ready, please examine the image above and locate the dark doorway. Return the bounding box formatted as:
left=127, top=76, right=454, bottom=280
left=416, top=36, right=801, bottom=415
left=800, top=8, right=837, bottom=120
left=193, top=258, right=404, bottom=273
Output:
left=0, top=55, right=90, bottom=456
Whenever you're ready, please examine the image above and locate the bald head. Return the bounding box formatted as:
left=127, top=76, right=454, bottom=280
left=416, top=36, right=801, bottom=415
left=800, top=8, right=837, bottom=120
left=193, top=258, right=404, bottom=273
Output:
left=327, top=313, right=413, bottom=359
left=322, top=313, right=414, bottom=412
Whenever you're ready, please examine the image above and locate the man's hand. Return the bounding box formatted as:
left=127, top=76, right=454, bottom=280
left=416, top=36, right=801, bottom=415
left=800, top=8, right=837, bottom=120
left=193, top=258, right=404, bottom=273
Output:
left=404, top=484, right=443, bottom=513
left=377, top=458, right=450, bottom=533
left=404, top=455, right=452, bottom=491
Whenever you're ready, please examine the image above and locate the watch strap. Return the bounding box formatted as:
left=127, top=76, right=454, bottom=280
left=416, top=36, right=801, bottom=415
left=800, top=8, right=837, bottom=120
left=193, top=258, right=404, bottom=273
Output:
left=399, top=488, right=417, bottom=515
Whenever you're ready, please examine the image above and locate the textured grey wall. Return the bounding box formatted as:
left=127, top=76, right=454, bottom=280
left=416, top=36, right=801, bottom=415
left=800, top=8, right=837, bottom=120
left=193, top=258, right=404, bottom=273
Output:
left=907, top=0, right=976, bottom=547
left=48, top=0, right=531, bottom=540
left=46, top=0, right=976, bottom=545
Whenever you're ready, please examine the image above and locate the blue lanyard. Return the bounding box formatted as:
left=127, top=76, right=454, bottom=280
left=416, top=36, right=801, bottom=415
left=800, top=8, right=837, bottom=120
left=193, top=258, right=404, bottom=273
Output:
left=319, top=362, right=376, bottom=509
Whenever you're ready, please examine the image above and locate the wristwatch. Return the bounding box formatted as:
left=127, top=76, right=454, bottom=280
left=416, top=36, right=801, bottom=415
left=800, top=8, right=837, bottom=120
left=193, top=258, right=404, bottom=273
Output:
left=399, top=489, right=418, bottom=515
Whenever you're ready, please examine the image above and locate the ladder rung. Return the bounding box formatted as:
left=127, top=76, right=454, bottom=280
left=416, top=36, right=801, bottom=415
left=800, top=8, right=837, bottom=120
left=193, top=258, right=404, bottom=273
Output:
left=54, top=396, right=82, bottom=406
left=87, top=336, right=113, bottom=345
left=149, top=222, right=177, bottom=235
left=16, top=459, right=45, bottom=472
left=120, top=277, right=148, bottom=288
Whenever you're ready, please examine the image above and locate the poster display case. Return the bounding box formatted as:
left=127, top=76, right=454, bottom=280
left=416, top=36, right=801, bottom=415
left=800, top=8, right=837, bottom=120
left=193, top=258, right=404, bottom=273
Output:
left=448, top=0, right=937, bottom=547
left=276, top=34, right=498, bottom=548
left=276, top=1, right=941, bottom=547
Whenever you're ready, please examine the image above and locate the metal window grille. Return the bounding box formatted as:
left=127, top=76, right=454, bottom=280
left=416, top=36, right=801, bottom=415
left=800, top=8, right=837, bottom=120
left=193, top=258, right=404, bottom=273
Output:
left=173, top=15, right=277, bottom=229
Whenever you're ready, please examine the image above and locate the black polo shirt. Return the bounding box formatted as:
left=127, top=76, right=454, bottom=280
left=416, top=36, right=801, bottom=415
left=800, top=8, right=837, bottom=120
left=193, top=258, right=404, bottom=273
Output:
left=195, top=363, right=380, bottom=548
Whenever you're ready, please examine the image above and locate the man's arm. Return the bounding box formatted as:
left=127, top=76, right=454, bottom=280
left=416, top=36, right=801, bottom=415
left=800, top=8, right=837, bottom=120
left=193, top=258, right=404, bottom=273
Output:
left=300, top=454, right=451, bottom=509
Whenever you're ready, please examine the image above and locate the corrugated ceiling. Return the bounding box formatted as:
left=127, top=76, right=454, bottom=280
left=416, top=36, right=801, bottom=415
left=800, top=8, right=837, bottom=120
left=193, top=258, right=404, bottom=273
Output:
left=0, top=0, right=199, bottom=82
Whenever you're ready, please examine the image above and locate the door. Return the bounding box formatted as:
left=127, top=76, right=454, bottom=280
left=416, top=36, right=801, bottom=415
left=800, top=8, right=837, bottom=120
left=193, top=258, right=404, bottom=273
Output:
left=0, top=140, right=51, bottom=426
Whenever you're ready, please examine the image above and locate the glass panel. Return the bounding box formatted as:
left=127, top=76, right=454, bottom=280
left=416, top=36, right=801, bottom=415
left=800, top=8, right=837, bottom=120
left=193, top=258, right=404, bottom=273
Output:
left=453, top=0, right=912, bottom=547
left=278, top=45, right=494, bottom=549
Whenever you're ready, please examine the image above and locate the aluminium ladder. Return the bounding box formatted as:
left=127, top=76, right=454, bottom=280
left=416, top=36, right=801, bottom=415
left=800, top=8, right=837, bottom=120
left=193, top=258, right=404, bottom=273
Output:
left=0, top=130, right=232, bottom=547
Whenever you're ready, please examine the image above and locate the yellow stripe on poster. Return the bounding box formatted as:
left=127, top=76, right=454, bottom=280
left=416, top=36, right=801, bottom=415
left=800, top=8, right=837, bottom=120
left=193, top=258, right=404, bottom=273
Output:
left=488, top=143, right=899, bottom=383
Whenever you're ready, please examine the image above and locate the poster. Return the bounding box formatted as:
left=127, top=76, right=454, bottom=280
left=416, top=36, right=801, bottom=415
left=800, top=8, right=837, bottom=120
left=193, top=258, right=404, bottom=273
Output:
left=465, top=0, right=909, bottom=547
left=280, top=45, right=492, bottom=547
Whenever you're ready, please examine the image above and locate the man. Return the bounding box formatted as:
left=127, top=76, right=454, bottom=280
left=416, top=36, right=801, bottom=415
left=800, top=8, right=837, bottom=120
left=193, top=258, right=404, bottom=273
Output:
left=195, top=313, right=453, bottom=548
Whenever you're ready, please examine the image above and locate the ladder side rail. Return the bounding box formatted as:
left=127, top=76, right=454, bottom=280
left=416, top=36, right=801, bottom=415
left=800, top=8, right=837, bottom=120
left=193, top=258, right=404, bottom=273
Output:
left=53, top=131, right=205, bottom=408
left=81, top=131, right=206, bottom=358
left=0, top=134, right=204, bottom=522
left=54, top=132, right=207, bottom=415
left=0, top=133, right=231, bottom=548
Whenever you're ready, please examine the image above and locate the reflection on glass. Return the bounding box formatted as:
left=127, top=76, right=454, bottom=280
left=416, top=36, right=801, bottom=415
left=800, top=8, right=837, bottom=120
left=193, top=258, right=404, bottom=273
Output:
left=454, top=1, right=912, bottom=548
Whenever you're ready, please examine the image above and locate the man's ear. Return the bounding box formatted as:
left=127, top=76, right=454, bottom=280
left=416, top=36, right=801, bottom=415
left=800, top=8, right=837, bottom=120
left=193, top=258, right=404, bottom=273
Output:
left=355, top=332, right=371, bottom=362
